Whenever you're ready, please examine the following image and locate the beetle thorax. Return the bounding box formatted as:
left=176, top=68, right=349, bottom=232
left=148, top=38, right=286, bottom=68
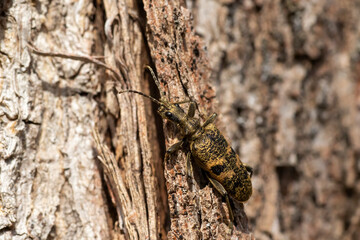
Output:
left=157, top=103, right=200, bottom=137
left=180, top=117, right=200, bottom=136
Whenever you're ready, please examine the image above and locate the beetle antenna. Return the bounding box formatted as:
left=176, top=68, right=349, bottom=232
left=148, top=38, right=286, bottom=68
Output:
left=118, top=67, right=166, bottom=106
left=145, top=66, right=166, bottom=97
left=118, top=90, right=163, bottom=106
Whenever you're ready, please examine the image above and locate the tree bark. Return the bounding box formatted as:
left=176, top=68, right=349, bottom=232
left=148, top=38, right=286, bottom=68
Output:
left=1, top=0, right=360, bottom=240
left=1, top=0, right=110, bottom=239
left=191, top=0, right=360, bottom=240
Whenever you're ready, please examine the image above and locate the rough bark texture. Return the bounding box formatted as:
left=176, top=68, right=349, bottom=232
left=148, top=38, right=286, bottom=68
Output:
left=1, top=0, right=360, bottom=240
left=144, top=1, right=253, bottom=239
left=1, top=0, right=110, bottom=239
left=190, top=0, right=360, bottom=240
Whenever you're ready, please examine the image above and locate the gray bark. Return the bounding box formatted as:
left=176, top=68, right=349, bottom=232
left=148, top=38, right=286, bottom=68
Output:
left=1, top=0, right=109, bottom=239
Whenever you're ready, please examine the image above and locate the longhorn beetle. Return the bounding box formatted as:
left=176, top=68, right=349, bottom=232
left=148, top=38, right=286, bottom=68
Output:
left=119, top=66, right=253, bottom=228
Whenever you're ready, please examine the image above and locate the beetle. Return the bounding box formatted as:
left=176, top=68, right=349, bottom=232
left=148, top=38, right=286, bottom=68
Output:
left=118, top=66, right=253, bottom=228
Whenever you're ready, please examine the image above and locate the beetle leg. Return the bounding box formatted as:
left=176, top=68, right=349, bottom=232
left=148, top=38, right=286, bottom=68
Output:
left=202, top=113, right=217, bottom=128
left=165, top=141, right=183, bottom=161
left=187, top=102, right=196, bottom=118
left=172, top=100, right=191, bottom=105
left=186, top=152, right=193, bottom=177
left=165, top=141, right=183, bottom=160
left=166, top=141, right=183, bottom=154
left=171, top=100, right=197, bottom=118
left=245, top=165, right=253, bottom=178
left=206, top=175, right=234, bottom=229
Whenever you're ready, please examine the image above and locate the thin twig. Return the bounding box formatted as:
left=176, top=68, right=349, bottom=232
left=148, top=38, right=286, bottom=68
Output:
left=27, top=42, right=125, bottom=85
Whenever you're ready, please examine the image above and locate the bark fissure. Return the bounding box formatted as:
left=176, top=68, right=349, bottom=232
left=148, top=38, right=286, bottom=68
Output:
left=2, top=0, right=360, bottom=239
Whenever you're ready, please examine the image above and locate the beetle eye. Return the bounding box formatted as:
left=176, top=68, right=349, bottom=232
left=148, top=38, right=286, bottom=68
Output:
left=165, top=112, right=172, bottom=118
left=174, top=103, right=180, bottom=108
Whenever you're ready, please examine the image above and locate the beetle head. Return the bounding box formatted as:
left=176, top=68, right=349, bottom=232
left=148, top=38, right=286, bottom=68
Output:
left=157, top=102, right=186, bottom=124
left=118, top=66, right=191, bottom=127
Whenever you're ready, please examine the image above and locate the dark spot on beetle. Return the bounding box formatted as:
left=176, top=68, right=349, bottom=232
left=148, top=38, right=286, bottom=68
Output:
left=243, top=170, right=248, bottom=179
left=233, top=175, right=244, bottom=188
left=161, top=58, right=165, bottom=63
left=211, top=164, right=226, bottom=176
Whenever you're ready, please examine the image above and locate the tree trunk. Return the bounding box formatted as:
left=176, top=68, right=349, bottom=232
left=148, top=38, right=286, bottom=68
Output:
left=1, top=0, right=111, bottom=239
left=1, top=0, right=359, bottom=240
left=191, top=0, right=360, bottom=240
